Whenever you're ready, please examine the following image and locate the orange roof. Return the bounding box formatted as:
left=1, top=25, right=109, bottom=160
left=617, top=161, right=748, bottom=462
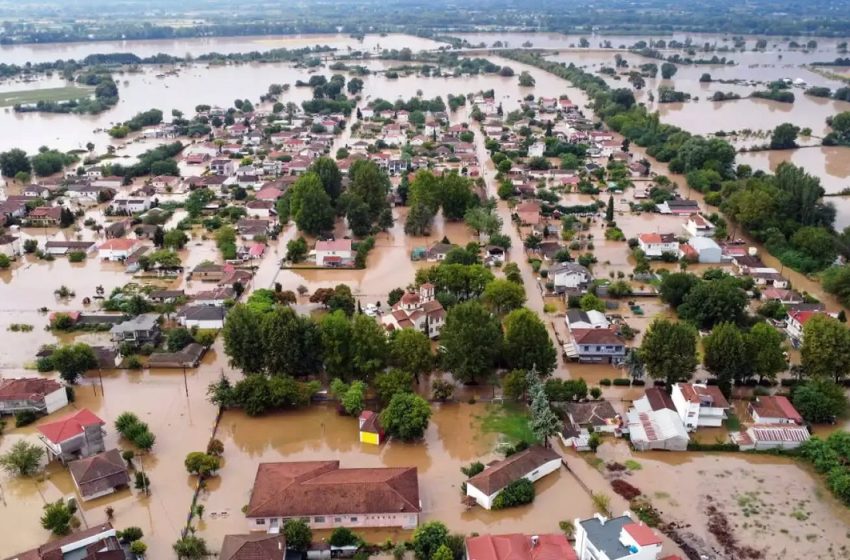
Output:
left=679, top=383, right=729, bottom=409
left=99, top=238, right=137, bottom=251
left=37, top=408, right=104, bottom=444
left=466, top=534, right=577, bottom=560
left=623, top=523, right=662, bottom=546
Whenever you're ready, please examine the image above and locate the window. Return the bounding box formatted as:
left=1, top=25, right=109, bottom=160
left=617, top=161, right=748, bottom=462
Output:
left=314, top=516, right=325, bottom=523
left=334, top=517, right=342, bottom=523
left=256, top=519, right=265, bottom=525
left=350, top=517, right=358, bottom=522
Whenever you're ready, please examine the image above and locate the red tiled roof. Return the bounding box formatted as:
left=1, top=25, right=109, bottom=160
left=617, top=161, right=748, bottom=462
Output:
left=0, top=378, right=63, bottom=401
left=466, top=446, right=560, bottom=496
left=751, top=396, right=803, bottom=424
left=644, top=388, right=676, bottom=411
left=246, top=461, right=420, bottom=518
left=788, top=309, right=817, bottom=325
left=678, top=383, right=729, bottom=409
left=220, top=534, right=287, bottom=560
left=466, top=534, right=577, bottom=560
left=99, top=238, right=137, bottom=251
left=571, top=328, right=622, bottom=346
left=316, top=239, right=352, bottom=252
left=623, top=523, right=662, bottom=546
left=37, top=409, right=104, bottom=444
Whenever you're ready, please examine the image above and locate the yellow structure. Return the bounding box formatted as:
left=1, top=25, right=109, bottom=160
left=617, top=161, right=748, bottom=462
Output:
left=358, top=411, right=384, bottom=445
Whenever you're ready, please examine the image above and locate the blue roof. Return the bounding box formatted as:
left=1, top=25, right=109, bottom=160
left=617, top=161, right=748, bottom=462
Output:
left=579, top=515, right=632, bottom=559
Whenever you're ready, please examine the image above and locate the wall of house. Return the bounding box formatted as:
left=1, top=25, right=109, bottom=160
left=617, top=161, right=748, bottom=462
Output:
left=44, top=387, right=70, bottom=414
left=250, top=512, right=418, bottom=532
left=466, top=483, right=495, bottom=510
left=359, top=431, right=380, bottom=445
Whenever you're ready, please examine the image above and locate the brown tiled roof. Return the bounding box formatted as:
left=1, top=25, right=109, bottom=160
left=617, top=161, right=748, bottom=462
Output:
left=220, top=534, right=286, bottom=560
left=359, top=411, right=382, bottom=434
left=563, top=401, right=618, bottom=426
left=68, top=449, right=129, bottom=498
left=644, top=388, right=676, bottom=411
left=3, top=524, right=115, bottom=560
left=466, top=446, right=560, bottom=496
left=246, top=461, right=420, bottom=518
left=0, top=378, right=62, bottom=401
left=678, top=383, right=730, bottom=409
left=571, top=329, right=623, bottom=346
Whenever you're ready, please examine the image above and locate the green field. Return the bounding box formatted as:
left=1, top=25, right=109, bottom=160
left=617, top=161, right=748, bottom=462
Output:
left=0, top=86, right=95, bottom=107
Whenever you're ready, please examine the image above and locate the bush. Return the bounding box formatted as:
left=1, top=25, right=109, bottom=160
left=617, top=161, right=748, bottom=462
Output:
left=686, top=441, right=739, bottom=452
left=599, top=378, right=612, bottom=386
left=15, top=410, right=38, bottom=427
left=491, top=478, right=535, bottom=509
left=329, top=527, right=361, bottom=547
left=612, top=378, right=631, bottom=386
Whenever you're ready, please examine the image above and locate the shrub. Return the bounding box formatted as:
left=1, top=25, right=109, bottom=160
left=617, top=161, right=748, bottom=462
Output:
left=612, top=378, right=631, bottom=386
left=590, top=387, right=602, bottom=399
left=15, top=410, right=38, bottom=427
left=491, top=478, right=535, bottom=509
left=599, top=378, right=612, bottom=386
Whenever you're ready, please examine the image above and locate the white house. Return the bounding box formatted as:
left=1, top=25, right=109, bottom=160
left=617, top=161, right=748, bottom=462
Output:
left=785, top=309, right=830, bottom=346
left=549, top=262, right=592, bottom=293
left=178, top=305, right=226, bottom=329
left=748, top=395, right=803, bottom=425
left=637, top=233, right=678, bottom=259
left=0, top=233, right=21, bottom=257
left=465, top=446, right=561, bottom=510
left=681, top=236, right=722, bottom=264
left=97, top=238, right=139, bottom=261
left=314, top=239, right=354, bottom=267
left=627, top=388, right=689, bottom=451
left=671, top=383, right=730, bottom=431
left=109, top=197, right=151, bottom=214
left=381, top=284, right=446, bottom=339
left=574, top=513, right=665, bottom=560
left=528, top=142, right=546, bottom=158
left=0, top=377, right=68, bottom=416
left=210, top=159, right=236, bottom=176
left=565, top=309, right=609, bottom=330
left=682, top=213, right=716, bottom=238
left=731, top=424, right=811, bottom=451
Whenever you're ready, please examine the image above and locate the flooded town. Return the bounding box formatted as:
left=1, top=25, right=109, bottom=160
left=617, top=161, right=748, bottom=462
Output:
left=2, top=1, right=850, bottom=560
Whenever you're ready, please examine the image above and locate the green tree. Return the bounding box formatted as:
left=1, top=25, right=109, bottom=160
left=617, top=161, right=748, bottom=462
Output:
left=0, top=254, right=10, bottom=269
left=281, top=519, right=311, bottom=551
left=659, top=272, right=699, bottom=308
left=482, top=279, right=526, bottom=315
left=464, top=207, right=502, bottom=237
left=286, top=237, right=308, bottom=263
left=374, top=369, right=414, bottom=406
left=0, top=440, right=44, bottom=476
left=173, top=535, right=209, bottom=560
left=639, top=319, right=697, bottom=385
left=432, top=545, right=454, bottom=560
left=222, top=305, right=265, bottom=374
left=166, top=327, right=194, bottom=352
left=351, top=314, right=387, bottom=379
left=262, top=306, right=323, bottom=377
left=339, top=380, right=367, bottom=416
left=405, top=201, right=434, bottom=236
left=290, top=172, right=335, bottom=235
left=389, top=329, right=433, bottom=381
left=440, top=301, right=502, bottom=384
left=801, top=314, right=850, bottom=382
left=380, top=393, right=432, bottom=441
left=329, top=527, right=360, bottom=547
left=184, top=452, right=221, bottom=477
left=528, top=370, right=560, bottom=446
left=605, top=195, right=614, bottom=222
left=0, top=148, right=31, bottom=178
left=328, top=284, right=356, bottom=317
left=793, top=380, right=849, bottom=424
left=503, top=308, right=557, bottom=375
left=518, top=71, right=536, bottom=87
left=50, top=343, right=97, bottom=384
left=321, top=310, right=354, bottom=378
left=579, top=293, right=605, bottom=312
left=349, top=159, right=390, bottom=219
left=412, top=521, right=449, bottom=560
left=660, top=62, right=678, bottom=79
left=678, top=277, right=747, bottom=329
left=703, top=322, right=748, bottom=394
left=746, top=322, right=787, bottom=382
left=41, top=500, right=73, bottom=536
left=163, top=229, right=189, bottom=249
left=310, top=156, right=343, bottom=202
left=770, top=122, right=800, bottom=149
left=823, top=266, right=850, bottom=307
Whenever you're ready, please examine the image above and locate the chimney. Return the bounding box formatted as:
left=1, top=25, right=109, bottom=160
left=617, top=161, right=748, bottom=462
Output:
left=531, top=536, right=539, bottom=548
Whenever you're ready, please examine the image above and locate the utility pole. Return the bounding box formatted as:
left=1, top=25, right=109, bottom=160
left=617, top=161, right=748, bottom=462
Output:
left=182, top=366, right=189, bottom=397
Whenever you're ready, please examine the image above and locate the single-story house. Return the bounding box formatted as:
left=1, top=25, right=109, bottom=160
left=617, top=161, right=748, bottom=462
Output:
left=221, top=534, right=287, bottom=560
left=44, top=240, right=96, bottom=256
left=68, top=448, right=130, bottom=501
left=465, top=446, right=561, bottom=510
left=147, top=342, right=206, bottom=369
left=192, top=262, right=226, bottom=281
left=637, top=233, right=678, bottom=259
left=0, top=234, right=21, bottom=257
left=98, top=238, right=139, bottom=261
left=246, top=461, right=421, bottom=531
left=466, top=534, right=577, bottom=560
left=4, top=523, right=121, bottom=560
left=315, top=239, right=354, bottom=267
left=549, top=263, right=592, bottom=293
left=683, top=213, right=716, bottom=238
left=749, top=395, right=803, bottom=425
left=0, top=377, right=68, bottom=416
left=359, top=411, right=384, bottom=445
left=110, top=313, right=161, bottom=344
left=426, top=242, right=455, bottom=262
left=731, top=424, right=811, bottom=451
left=657, top=199, right=699, bottom=215
left=670, top=383, right=730, bottom=431
left=565, top=309, right=609, bottom=330
left=178, top=305, right=226, bottom=329
left=627, top=389, right=689, bottom=451
left=681, top=237, right=722, bottom=264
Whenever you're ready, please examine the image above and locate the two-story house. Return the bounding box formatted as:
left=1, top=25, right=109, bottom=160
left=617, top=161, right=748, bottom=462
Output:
left=637, top=233, right=679, bottom=259
left=549, top=263, right=592, bottom=294
left=37, top=408, right=106, bottom=463
left=315, top=239, right=354, bottom=267
left=682, top=213, right=716, bottom=238
left=570, top=329, right=627, bottom=364
left=671, top=383, right=730, bottom=431
left=574, top=513, right=667, bottom=560
left=110, top=313, right=161, bottom=345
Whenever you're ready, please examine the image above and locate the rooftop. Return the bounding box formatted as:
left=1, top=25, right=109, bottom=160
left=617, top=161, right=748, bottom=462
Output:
left=466, top=446, right=560, bottom=496
left=466, top=534, right=577, bottom=560
left=220, top=534, right=287, bottom=560
left=37, top=408, right=104, bottom=444
left=0, top=377, right=63, bottom=401
left=750, top=396, right=803, bottom=424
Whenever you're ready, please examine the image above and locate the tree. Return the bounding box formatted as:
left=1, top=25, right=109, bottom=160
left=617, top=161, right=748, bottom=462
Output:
left=328, top=284, right=356, bottom=317
left=703, top=322, right=748, bottom=393
left=801, top=314, right=850, bottom=382
left=50, top=343, right=97, bottom=384
left=770, top=122, right=800, bottom=149
left=432, top=545, right=454, bottom=560
left=605, top=195, right=614, bottom=222
left=482, top=279, right=526, bottom=315
left=184, top=452, right=221, bottom=477
left=163, top=229, right=189, bottom=250
left=289, top=172, right=335, bottom=235
left=262, top=306, right=323, bottom=377
left=639, top=319, right=697, bottom=385
left=464, top=207, right=502, bottom=237
left=329, top=527, right=360, bottom=547
left=41, top=500, right=73, bottom=536
left=677, top=277, right=747, bottom=329
left=222, top=305, right=265, bottom=374
left=321, top=310, right=354, bottom=378
left=380, top=393, right=432, bottom=441
left=503, top=308, right=557, bottom=375
left=518, top=71, right=536, bottom=87
left=660, top=62, right=678, bottom=79
left=0, top=254, right=10, bottom=269
left=374, top=369, right=414, bottom=406
left=173, top=536, right=209, bottom=560
left=0, top=440, right=44, bottom=476
left=412, top=521, right=449, bottom=560
left=349, top=159, right=390, bottom=219
left=166, top=327, right=194, bottom=352
left=0, top=148, right=31, bottom=178
left=579, top=293, right=605, bottom=312
left=286, top=237, right=308, bottom=263
left=282, top=519, right=312, bottom=551
left=440, top=301, right=502, bottom=384
left=351, top=314, right=387, bottom=379
left=793, top=379, right=848, bottom=424
left=405, top=201, right=434, bottom=236
left=746, top=322, right=787, bottom=382
left=389, top=329, right=433, bottom=381
left=658, top=272, right=699, bottom=308
left=309, top=157, right=343, bottom=201
left=528, top=370, right=560, bottom=446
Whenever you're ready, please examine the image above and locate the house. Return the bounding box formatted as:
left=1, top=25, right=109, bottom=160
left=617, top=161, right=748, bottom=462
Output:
left=27, top=206, right=63, bottom=227
left=683, top=214, right=716, bottom=238
left=246, top=461, right=421, bottom=531
left=466, top=534, right=577, bottom=560
left=4, top=523, right=121, bottom=560
left=670, top=383, right=730, bottom=431
left=109, top=197, right=150, bottom=214
left=44, top=240, right=96, bottom=256
left=731, top=424, right=811, bottom=451
left=465, top=446, right=561, bottom=510
left=570, top=329, right=627, bottom=364
left=97, top=238, right=139, bottom=261
left=236, top=218, right=272, bottom=239
left=749, top=395, right=803, bottom=425
left=550, top=263, right=592, bottom=293
left=110, top=313, right=161, bottom=345
left=211, top=158, right=236, bottom=176
left=0, top=234, right=20, bottom=257
left=68, top=449, right=130, bottom=501
left=178, top=305, right=226, bottom=329
left=528, top=142, right=546, bottom=158
left=657, top=199, right=699, bottom=215
left=574, top=513, right=665, bottom=560
left=559, top=400, right=622, bottom=450
left=761, top=287, right=803, bottom=305
left=221, top=534, right=287, bottom=560
left=426, top=242, right=455, bottom=262
left=246, top=200, right=275, bottom=218
left=0, top=377, right=68, bottom=416
left=92, top=176, right=124, bottom=189
left=193, top=287, right=235, bottom=306
left=37, top=408, right=106, bottom=463
left=359, top=411, right=384, bottom=445
left=637, top=233, right=678, bottom=259
left=381, top=284, right=446, bottom=339
left=23, top=184, right=56, bottom=198
left=786, top=308, right=820, bottom=346
left=149, top=289, right=185, bottom=303
left=565, top=309, right=610, bottom=330
left=147, top=342, right=207, bottom=369
left=627, top=389, right=689, bottom=451
left=682, top=237, right=721, bottom=264
left=192, top=262, right=226, bottom=281
left=315, top=239, right=354, bottom=267
left=515, top=201, right=542, bottom=226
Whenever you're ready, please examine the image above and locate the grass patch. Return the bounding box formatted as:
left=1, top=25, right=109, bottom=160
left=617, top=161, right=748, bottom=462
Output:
left=624, top=459, right=642, bottom=471
left=477, top=404, right=536, bottom=445
left=0, top=86, right=95, bottom=107
left=724, top=411, right=741, bottom=431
